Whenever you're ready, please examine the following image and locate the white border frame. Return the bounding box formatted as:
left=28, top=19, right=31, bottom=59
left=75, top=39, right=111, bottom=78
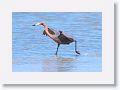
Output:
left=0, top=0, right=114, bottom=84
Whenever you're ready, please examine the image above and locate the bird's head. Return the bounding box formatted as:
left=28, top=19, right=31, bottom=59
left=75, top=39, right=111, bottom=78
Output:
left=32, top=22, right=45, bottom=26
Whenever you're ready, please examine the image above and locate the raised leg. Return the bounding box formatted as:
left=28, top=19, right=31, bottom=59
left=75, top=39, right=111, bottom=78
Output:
left=55, top=44, right=60, bottom=55
left=75, top=40, right=80, bottom=55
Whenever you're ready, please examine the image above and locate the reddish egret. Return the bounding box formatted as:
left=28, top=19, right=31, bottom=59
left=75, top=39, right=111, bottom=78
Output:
left=32, top=22, right=80, bottom=55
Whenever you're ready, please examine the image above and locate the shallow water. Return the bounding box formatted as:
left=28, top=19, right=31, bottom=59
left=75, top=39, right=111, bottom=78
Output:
left=12, top=12, right=102, bottom=72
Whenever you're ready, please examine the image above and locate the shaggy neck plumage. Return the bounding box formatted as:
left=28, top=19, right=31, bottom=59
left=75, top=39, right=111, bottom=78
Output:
left=42, top=24, right=53, bottom=38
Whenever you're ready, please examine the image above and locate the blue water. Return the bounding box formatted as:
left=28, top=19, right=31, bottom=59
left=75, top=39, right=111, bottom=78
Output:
left=12, top=12, right=102, bottom=72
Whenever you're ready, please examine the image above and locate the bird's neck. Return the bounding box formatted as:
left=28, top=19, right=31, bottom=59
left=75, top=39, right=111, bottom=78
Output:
left=43, top=24, right=53, bottom=38
left=43, top=24, right=48, bottom=31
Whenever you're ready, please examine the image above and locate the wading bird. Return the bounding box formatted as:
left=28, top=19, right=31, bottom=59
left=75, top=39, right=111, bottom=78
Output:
left=32, top=22, right=80, bottom=55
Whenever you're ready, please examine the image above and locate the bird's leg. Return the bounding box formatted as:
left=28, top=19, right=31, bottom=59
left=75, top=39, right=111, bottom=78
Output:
left=75, top=40, right=80, bottom=55
left=55, top=44, right=60, bottom=55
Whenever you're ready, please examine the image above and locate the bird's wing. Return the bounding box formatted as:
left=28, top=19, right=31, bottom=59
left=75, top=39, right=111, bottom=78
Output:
left=43, top=30, right=47, bottom=36
left=43, top=28, right=60, bottom=37
left=58, top=33, right=74, bottom=44
left=48, top=28, right=60, bottom=36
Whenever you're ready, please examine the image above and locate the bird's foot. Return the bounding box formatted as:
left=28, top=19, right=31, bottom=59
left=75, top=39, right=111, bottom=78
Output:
left=75, top=51, right=80, bottom=55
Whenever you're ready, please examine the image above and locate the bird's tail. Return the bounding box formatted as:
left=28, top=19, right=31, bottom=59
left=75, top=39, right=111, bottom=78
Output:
left=75, top=40, right=80, bottom=55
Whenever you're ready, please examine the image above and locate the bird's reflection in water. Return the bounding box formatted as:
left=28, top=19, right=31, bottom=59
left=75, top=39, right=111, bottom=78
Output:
left=42, top=56, right=76, bottom=72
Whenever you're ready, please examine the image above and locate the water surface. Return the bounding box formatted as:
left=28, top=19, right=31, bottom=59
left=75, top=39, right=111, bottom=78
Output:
left=12, top=12, right=102, bottom=72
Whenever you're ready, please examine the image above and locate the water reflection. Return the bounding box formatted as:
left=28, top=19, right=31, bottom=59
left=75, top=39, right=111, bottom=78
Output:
left=42, top=56, right=76, bottom=72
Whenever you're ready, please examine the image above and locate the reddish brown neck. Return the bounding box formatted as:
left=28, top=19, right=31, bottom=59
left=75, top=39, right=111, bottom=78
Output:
left=42, top=24, right=52, bottom=38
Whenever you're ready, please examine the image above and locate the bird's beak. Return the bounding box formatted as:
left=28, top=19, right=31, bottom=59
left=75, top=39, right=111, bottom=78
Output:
left=32, top=24, right=36, bottom=26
